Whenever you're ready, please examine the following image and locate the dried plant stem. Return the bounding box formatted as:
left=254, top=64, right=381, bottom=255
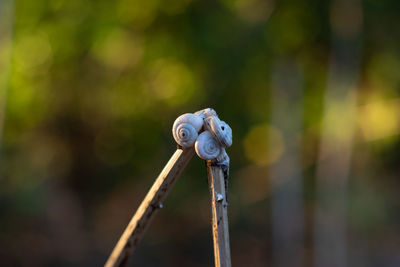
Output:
left=207, top=162, right=232, bottom=267
left=105, top=148, right=195, bottom=267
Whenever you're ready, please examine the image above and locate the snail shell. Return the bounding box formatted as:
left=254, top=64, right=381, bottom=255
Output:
left=195, top=131, right=221, bottom=160
left=216, top=148, right=229, bottom=165
left=195, top=108, right=217, bottom=119
left=204, top=116, right=232, bottom=147
left=172, top=113, right=204, bottom=147
left=217, top=148, right=230, bottom=171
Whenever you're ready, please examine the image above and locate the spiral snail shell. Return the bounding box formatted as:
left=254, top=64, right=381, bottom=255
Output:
left=195, top=131, right=221, bottom=160
left=204, top=116, right=232, bottom=148
left=172, top=113, right=204, bottom=148
left=195, top=108, right=217, bottom=119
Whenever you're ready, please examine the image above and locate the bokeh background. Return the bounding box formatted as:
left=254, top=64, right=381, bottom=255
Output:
left=1, top=0, right=399, bottom=266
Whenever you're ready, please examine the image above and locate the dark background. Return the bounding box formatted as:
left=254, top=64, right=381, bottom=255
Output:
left=0, top=0, right=399, bottom=266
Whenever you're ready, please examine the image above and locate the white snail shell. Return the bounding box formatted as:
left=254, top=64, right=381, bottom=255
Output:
left=172, top=113, right=204, bottom=147
left=217, top=148, right=229, bottom=164
left=217, top=148, right=230, bottom=171
left=204, top=116, right=233, bottom=148
left=195, top=108, right=217, bottom=119
left=195, top=131, right=221, bottom=160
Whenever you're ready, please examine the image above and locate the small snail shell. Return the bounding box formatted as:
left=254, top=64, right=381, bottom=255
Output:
left=219, top=121, right=232, bottom=147
left=216, top=148, right=229, bottom=164
left=204, top=117, right=233, bottom=147
left=172, top=113, right=204, bottom=147
left=217, top=148, right=230, bottom=169
left=195, top=108, right=217, bottom=119
left=195, top=131, right=221, bottom=160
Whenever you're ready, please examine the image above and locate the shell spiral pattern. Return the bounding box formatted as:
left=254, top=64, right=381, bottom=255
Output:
left=174, top=123, right=198, bottom=147
left=195, top=131, right=221, bottom=160
left=172, top=113, right=204, bottom=148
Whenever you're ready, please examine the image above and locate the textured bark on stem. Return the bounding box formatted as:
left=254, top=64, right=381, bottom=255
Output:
left=105, top=148, right=194, bottom=267
left=207, top=161, right=232, bottom=267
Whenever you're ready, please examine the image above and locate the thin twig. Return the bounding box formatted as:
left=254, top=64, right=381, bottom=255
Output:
left=105, top=148, right=195, bottom=267
left=207, top=161, right=232, bottom=267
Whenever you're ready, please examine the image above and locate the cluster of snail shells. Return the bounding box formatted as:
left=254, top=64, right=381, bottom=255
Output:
left=172, top=108, right=232, bottom=163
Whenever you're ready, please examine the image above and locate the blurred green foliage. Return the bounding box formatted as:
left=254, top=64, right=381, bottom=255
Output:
left=0, top=0, right=400, bottom=266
